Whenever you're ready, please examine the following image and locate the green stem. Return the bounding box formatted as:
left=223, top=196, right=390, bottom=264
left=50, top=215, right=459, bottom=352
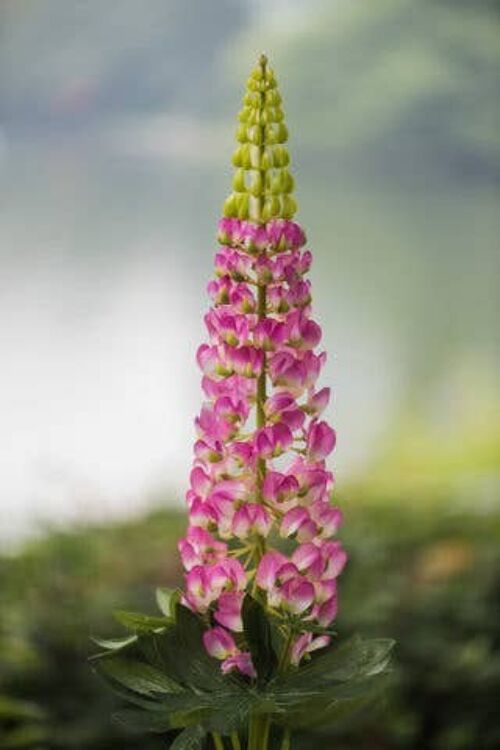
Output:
left=230, top=732, right=242, bottom=750
left=262, top=716, right=271, bottom=747
left=248, top=714, right=267, bottom=750
left=280, top=727, right=291, bottom=750
left=278, top=627, right=295, bottom=674
left=212, top=731, right=225, bottom=750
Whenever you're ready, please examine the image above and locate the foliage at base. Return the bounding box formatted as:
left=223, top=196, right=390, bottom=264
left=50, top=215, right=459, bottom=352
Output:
left=91, top=592, right=394, bottom=748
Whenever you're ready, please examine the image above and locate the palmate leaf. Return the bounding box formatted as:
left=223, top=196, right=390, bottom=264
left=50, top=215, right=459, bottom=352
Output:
left=94, top=597, right=394, bottom=741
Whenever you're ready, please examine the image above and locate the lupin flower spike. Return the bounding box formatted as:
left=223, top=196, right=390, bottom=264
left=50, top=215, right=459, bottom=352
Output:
left=180, top=51, right=345, bottom=675
left=94, top=55, right=394, bottom=750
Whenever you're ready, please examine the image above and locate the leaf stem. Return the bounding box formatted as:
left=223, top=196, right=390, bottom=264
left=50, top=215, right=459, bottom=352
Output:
left=280, top=727, right=291, bottom=750
left=278, top=627, right=295, bottom=674
left=212, top=732, right=225, bottom=750
left=230, top=732, right=242, bottom=750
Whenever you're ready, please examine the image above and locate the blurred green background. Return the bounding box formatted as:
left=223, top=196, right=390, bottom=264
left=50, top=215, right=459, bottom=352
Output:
left=0, top=0, right=499, bottom=748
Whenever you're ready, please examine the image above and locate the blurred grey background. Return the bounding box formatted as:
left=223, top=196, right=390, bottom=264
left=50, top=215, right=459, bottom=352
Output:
left=1, top=0, right=499, bottom=547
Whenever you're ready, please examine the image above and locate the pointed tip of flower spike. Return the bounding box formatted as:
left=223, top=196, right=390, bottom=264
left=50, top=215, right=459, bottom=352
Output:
left=222, top=54, right=298, bottom=224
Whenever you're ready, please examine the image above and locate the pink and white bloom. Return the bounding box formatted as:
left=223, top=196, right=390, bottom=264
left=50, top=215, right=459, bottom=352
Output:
left=307, top=420, right=337, bottom=462
left=203, top=626, right=238, bottom=659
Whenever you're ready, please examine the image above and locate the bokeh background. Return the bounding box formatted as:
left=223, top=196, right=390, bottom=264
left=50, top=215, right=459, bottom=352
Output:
left=1, top=0, right=499, bottom=748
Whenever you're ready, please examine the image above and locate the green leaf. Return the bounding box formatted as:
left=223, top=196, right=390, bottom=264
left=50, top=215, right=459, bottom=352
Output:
left=298, top=622, right=337, bottom=637
left=114, top=610, right=171, bottom=633
left=94, top=656, right=184, bottom=696
left=91, top=634, right=138, bottom=651
left=0, top=725, right=49, bottom=749
left=169, top=725, right=206, bottom=750
left=201, top=692, right=253, bottom=734
left=281, top=636, right=395, bottom=689
left=242, top=595, right=277, bottom=682
left=156, top=587, right=181, bottom=617
left=277, top=672, right=392, bottom=730
left=113, top=708, right=173, bottom=734
left=0, top=697, right=44, bottom=721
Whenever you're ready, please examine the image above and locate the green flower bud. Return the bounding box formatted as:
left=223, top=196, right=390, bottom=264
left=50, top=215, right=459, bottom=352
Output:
left=233, top=168, right=246, bottom=193
left=223, top=56, right=299, bottom=222
left=249, top=171, right=263, bottom=197
left=240, top=144, right=252, bottom=169
left=261, top=198, right=273, bottom=222
left=236, top=192, right=250, bottom=219
left=223, top=194, right=238, bottom=217
left=232, top=147, right=243, bottom=167
left=281, top=170, right=294, bottom=193
left=248, top=125, right=263, bottom=145
left=238, top=107, right=252, bottom=123
left=249, top=145, right=260, bottom=169
left=274, top=107, right=284, bottom=123
left=265, top=90, right=281, bottom=106
left=260, top=148, right=273, bottom=170
left=269, top=172, right=282, bottom=195
left=247, top=78, right=261, bottom=92
left=244, top=92, right=260, bottom=107
left=273, top=146, right=290, bottom=167
left=236, top=124, right=248, bottom=144
left=282, top=194, right=297, bottom=219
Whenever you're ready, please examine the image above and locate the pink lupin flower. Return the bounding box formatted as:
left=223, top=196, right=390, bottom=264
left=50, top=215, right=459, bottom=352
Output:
left=284, top=310, right=322, bottom=350
left=290, top=633, right=331, bottom=666
left=309, top=501, right=343, bottom=537
left=320, top=540, right=348, bottom=578
left=306, top=420, right=337, bottom=461
left=221, top=652, right=257, bottom=679
left=203, top=626, right=238, bottom=659
left=262, top=472, right=299, bottom=509
left=280, top=577, right=316, bottom=615
left=232, top=345, right=264, bottom=378
left=265, top=392, right=305, bottom=431
left=255, top=422, right=293, bottom=458
left=305, top=387, right=331, bottom=416
left=232, top=503, right=272, bottom=539
left=214, top=591, right=244, bottom=632
left=253, top=318, right=286, bottom=351
left=255, top=551, right=288, bottom=591
left=280, top=506, right=310, bottom=538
